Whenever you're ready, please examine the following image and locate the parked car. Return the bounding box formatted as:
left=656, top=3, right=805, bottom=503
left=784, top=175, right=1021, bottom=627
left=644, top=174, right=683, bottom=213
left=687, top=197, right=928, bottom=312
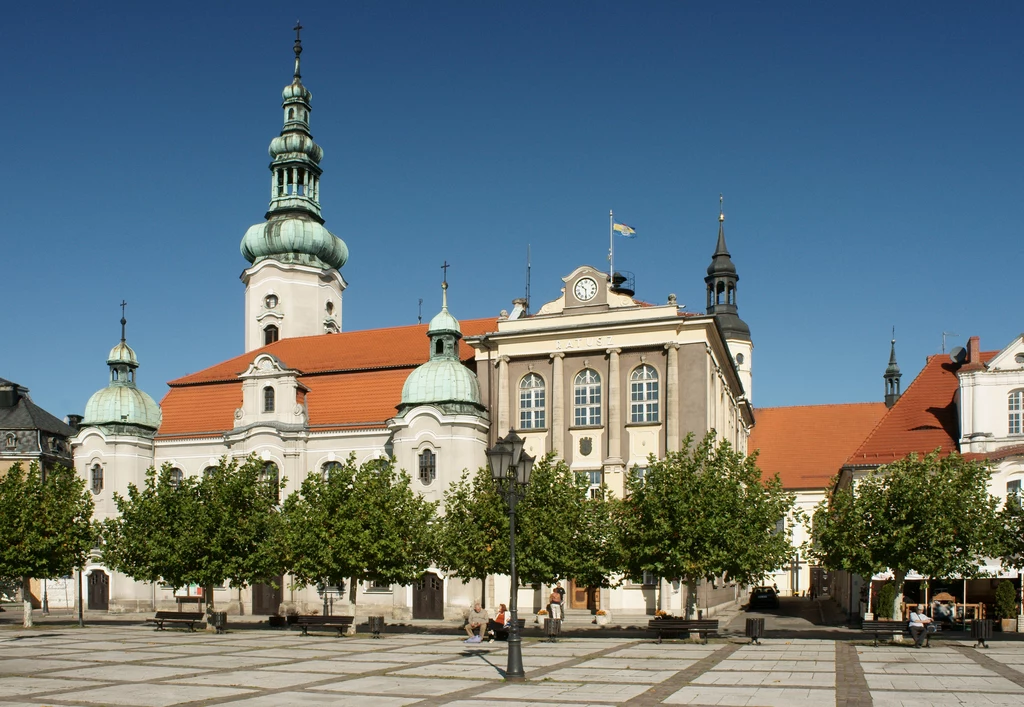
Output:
left=748, top=586, right=780, bottom=610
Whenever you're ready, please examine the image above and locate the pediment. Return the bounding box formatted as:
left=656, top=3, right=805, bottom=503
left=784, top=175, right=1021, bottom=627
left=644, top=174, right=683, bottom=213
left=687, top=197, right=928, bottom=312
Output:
left=239, top=353, right=299, bottom=379
left=987, top=334, right=1024, bottom=371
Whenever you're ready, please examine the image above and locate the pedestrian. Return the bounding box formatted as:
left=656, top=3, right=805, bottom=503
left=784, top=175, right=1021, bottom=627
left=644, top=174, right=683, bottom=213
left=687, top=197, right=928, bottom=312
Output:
left=548, top=588, right=563, bottom=621
left=908, top=604, right=933, bottom=648
left=486, top=603, right=510, bottom=642
left=464, top=601, right=489, bottom=643
left=554, top=581, right=566, bottom=606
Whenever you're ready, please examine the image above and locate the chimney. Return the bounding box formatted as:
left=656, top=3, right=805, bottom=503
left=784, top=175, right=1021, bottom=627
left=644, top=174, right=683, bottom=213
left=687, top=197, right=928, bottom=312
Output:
left=960, top=336, right=984, bottom=372
left=66, top=414, right=83, bottom=432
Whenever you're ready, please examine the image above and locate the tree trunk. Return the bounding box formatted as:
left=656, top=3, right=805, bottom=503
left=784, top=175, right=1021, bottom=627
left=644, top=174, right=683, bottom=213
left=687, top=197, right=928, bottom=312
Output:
left=892, top=570, right=907, bottom=624
left=684, top=580, right=698, bottom=619
left=22, top=577, right=32, bottom=628
left=204, top=584, right=215, bottom=632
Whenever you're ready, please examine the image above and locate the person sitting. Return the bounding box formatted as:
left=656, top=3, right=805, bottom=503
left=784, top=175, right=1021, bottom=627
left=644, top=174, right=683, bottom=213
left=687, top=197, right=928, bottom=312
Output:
left=464, top=602, right=489, bottom=643
left=486, top=603, right=511, bottom=642
left=908, top=606, right=934, bottom=648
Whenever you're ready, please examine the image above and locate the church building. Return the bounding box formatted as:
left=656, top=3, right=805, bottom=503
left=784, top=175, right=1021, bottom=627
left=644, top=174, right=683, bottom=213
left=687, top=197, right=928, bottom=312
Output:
left=72, top=30, right=754, bottom=621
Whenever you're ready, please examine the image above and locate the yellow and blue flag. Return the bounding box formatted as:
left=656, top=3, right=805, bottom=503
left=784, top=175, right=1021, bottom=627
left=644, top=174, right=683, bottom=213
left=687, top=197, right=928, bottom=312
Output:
left=612, top=222, right=636, bottom=238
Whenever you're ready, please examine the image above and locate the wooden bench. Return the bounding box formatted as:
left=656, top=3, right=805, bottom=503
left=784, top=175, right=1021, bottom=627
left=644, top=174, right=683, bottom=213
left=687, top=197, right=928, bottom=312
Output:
left=294, top=615, right=354, bottom=637
left=489, top=618, right=528, bottom=641
left=146, top=611, right=205, bottom=632
left=648, top=618, right=720, bottom=644
left=861, top=620, right=910, bottom=646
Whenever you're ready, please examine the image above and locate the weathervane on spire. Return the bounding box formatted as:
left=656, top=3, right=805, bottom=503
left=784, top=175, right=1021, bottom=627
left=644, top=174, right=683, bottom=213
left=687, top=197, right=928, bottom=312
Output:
left=719, top=194, right=724, bottom=222
left=440, top=261, right=450, bottom=308
left=293, top=21, right=303, bottom=80
left=120, top=300, right=127, bottom=342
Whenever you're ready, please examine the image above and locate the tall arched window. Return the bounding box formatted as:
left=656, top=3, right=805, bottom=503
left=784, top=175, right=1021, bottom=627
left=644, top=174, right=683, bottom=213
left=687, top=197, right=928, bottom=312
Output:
left=418, top=449, right=436, bottom=484
left=519, top=373, right=546, bottom=429
left=90, top=464, right=103, bottom=494
left=1010, top=390, right=1023, bottom=436
left=169, top=468, right=183, bottom=490
left=322, top=461, right=342, bottom=477
left=260, top=461, right=280, bottom=500
left=630, top=364, right=659, bottom=423
left=264, top=325, right=279, bottom=345
left=573, top=369, right=602, bottom=426
left=263, top=386, right=275, bottom=413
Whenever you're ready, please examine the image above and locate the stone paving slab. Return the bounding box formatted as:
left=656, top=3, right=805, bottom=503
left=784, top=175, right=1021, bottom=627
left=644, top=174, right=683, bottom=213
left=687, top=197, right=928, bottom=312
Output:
left=575, top=657, right=697, bottom=671
left=262, top=658, right=406, bottom=674
left=0, top=659, right=89, bottom=675
left=715, top=659, right=835, bottom=672
left=0, top=676, right=111, bottom=697
left=542, top=667, right=678, bottom=684
left=310, top=675, right=481, bottom=696
left=871, top=693, right=1024, bottom=706
left=390, top=662, right=506, bottom=679
left=861, top=661, right=996, bottom=675
left=693, top=670, right=834, bottom=687
left=447, top=653, right=572, bottom=667
left=47, top=664, right=211, bottom=682
left=170, top=668, right=340, bottom=689
left=75, top=650, right=186, bottom=663
left=69, top=683, right=254, bottom=706
left=475, top=681, right=651, bottom=703
left=221, top=694, right=422, bottom=707
left=865, top=674, right=1024, bottom=692
left=144, top=653, right=293, bottom=669
left=662, top=685, right=836, bottom=706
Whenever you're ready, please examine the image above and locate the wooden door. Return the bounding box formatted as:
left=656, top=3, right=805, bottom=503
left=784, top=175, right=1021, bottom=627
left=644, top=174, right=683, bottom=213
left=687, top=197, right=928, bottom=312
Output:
left=569, top=580, right=600, bottom=611
left=251, top=576, right=283, bottom=615
left=413, top=572, right=444, bottom=620
left=87, top=570, right=109, bottom=611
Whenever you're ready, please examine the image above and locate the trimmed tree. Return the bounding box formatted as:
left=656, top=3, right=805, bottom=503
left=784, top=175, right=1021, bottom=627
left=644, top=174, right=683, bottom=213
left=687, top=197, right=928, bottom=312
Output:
left=103, top=456, right=284, bottom=619
left=812, top=450, right=1000, bottom=621
left=0, top=462, right=95, bottom=627
left=618, top=432, right=795, bottom=616
left=280, top=457, right=437, bottom=594
left=998, top=489, right=1024, bottom=617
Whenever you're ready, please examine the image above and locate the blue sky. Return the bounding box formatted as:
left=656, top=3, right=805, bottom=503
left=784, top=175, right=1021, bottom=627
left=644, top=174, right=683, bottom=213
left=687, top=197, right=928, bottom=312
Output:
left=3, top=1, right=1021, bottom=419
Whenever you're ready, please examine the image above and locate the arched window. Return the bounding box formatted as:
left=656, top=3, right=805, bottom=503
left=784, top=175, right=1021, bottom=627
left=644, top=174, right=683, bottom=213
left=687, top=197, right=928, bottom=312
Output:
left=263, top=386, right=275, bottom=413
left=202, top=466, right=217, bottom=478
left=519, top=373, right=546, bottom=429
left=630, top=365, right=659, bottom=423
left=112, top=369, right=119, bottom=381
left=264, top=325, right=279, bottom=345
left=4, top=432, right=15, bottom=450
left=418, top=449, right=436, bottom=484
left=90, top=464, right=103, bottom=494
left=288, top=108, right=295, bottom=119
left=260, top=461, right=280, bottom=500
left=435, top=339, right=444, bottom=355
left=169, top=468, right=183, bottom=490
left=321, top=461, right=342, bottom=477
left=1010, top=390, right=1023, bottom=436
left=573, top=369, right=602, bottom=426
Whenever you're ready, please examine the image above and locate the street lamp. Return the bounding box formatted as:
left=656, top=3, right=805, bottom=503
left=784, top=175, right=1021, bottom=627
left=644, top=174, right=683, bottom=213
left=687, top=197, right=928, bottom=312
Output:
left=486, top=430, right=535, bottom=681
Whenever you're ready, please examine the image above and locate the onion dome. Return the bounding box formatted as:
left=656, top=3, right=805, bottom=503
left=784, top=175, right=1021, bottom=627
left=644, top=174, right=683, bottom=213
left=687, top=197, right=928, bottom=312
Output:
left=240, top=23, right=348, bottom=273
left=82, top=307, right=161, bottom=436
left=399, top=280, right=486, bottom=416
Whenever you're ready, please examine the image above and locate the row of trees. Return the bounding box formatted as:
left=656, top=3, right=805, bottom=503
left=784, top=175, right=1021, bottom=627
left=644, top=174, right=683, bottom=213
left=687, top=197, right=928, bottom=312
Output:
left=0, top=433, right=797, bottom=626
left=811, top=450, right=1024, bottom=620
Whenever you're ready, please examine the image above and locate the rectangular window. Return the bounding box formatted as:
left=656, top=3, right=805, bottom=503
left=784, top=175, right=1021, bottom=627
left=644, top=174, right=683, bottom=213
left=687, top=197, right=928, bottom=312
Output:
left=1008, top=479, right=1022, bottom=503
left=587, top=470, right=602, bottom=499
left=642, top=571, right=658, bottom=587
left=1010, top=391, right=1022, bottom=435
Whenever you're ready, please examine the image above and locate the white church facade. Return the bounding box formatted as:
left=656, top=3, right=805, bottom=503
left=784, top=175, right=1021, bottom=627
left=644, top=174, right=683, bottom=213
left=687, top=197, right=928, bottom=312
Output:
left=72, top=30, right=754, bottom=621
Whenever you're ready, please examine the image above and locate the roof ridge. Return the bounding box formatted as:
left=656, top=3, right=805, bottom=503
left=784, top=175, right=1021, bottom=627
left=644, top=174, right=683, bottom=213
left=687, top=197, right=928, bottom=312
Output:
left=755, top=402, right=886, bottom=412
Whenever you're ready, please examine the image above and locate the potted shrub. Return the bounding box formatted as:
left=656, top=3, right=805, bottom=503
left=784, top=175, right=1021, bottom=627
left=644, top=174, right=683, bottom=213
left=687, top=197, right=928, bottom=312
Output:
left=994, top=581, right=1017, bottom=632
left=595, top=609, right=610, bottom=626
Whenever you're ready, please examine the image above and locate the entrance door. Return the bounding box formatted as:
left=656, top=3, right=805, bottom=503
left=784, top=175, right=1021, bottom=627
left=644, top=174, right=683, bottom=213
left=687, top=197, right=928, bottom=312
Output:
left=413, top=572, right=444, bottom=620
left=569, top=580, right=600, bottom=611
left=87, top=570, right=109, bottom=611
left=251, top=576, right=283, bottom=615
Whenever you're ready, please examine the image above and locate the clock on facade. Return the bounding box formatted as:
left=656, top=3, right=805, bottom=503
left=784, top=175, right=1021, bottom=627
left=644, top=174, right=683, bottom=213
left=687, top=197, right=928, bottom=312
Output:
left=574, top=277, right=598, bottom=302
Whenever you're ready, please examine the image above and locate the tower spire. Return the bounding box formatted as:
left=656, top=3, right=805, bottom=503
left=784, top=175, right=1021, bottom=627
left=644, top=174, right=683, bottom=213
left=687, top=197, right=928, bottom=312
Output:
left=441, top=261, right=450, bottom=310
left=884, top=328, right=902, bottom=408
left=293, top=21, right=303, bottom=80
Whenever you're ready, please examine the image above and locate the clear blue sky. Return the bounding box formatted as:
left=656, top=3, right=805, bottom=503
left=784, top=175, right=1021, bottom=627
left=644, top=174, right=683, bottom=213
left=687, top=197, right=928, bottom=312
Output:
left=3, top=1, right=1021, bottom=419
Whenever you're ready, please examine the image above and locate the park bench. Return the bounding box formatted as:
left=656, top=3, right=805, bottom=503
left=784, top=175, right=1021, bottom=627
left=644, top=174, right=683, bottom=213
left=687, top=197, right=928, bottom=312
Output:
left=294, top=615, right=354, bottom=637
left=648, top=618, right=720, bottom=644
left=489, top=618, right=527, bottom=641
left=860, top=620, right=911, bottom=646
left=146, top=611, right=205, bottom=632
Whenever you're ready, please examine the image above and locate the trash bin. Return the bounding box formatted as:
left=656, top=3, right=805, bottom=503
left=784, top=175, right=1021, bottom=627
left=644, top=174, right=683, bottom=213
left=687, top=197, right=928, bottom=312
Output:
left=368, top=615, right=385, bottom=639
left=745, top=617, right=765, bottom=645
left=544, top=617, right=562, bottom=642
left=971, top=619, right=992, bottom=648
left=210, top=611, right=227, bottom=634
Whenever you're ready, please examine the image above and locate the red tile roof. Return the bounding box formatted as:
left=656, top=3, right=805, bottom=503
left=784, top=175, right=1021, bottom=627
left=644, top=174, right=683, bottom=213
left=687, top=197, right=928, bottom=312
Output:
left=750, top=403, right=888, bottom=490
left=157, top=318, right=497, bottom=438
left=845, top=351, right=997, bottom=467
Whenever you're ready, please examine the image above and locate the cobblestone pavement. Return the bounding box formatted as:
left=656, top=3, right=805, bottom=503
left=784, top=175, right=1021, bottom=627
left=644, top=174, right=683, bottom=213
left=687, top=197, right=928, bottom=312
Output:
left=1, top=627, right=1023, bottom=706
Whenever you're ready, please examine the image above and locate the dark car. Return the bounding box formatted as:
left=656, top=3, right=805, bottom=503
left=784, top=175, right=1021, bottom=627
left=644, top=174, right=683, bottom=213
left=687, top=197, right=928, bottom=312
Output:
left=748, top=586, right=780, bottom=610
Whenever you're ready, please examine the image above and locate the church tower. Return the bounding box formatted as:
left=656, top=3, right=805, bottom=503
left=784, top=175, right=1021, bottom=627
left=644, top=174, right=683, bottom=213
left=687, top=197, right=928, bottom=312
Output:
left=884, top=333, right=902, bottom=408
left=240, top=25, right=349, bottom=352
left=705, top=197, right=753, bottom=399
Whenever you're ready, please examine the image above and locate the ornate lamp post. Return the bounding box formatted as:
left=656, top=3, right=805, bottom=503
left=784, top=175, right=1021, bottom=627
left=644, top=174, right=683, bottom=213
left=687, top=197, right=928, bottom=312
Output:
left=486, top=430, right=535, bottom=681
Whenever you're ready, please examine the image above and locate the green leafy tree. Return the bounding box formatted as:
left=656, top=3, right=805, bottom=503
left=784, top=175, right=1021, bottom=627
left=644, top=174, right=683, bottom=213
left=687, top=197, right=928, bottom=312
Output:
left=618, top=432, right=795, bottom=616
left=997, top=490, right=1024, bottom=617
left=103, top=456, right=284, bottom=618
left=812, top=450, right=1000, bottom=621
left=434, top=466, right=510, bottom=582
left=0, top=463, right=95, bottom=627
left=280, top=457, right=437, bottom=591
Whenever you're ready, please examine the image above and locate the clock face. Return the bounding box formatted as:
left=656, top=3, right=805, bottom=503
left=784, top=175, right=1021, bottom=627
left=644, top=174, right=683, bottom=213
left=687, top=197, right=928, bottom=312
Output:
left=574, top=277, right=598, bottom=302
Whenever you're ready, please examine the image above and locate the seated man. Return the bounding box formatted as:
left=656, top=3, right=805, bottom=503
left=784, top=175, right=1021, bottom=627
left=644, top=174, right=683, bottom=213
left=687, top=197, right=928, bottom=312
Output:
left=486, top=603, right=511, bottom=642
left=464, top=602, right=489, bottom=643
left=908, top=607, right=934, bottom=648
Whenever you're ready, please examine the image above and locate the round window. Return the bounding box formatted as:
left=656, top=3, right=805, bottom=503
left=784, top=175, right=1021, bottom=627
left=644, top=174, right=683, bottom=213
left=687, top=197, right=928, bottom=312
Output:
left=1016, top=353, right=1024, bottom=364
left=265, top=294, right=278, bottom=309
left=735, top=353, right=745, bottom=365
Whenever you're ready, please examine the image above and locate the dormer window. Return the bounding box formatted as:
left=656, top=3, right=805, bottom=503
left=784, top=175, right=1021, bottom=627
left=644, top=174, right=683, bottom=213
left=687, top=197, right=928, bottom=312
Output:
left=4, top=433, right=15, bottom=451
left=263, top=387, right=275, bottom=413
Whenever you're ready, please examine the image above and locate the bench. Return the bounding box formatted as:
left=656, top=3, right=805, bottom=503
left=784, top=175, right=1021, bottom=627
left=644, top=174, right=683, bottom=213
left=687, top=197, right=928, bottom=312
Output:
left=861, top=620, right=911, bottom=646
left=146, top=611, right=205, bottom=632
left=648, top=618, right=720, bottom=644
left=489, top=618, right=528, bottom=641
left=294, top=615, right=354, bottom=637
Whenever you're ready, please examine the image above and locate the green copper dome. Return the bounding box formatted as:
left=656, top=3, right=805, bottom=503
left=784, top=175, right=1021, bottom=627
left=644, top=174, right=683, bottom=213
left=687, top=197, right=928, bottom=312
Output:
left=241, top=218, right=348, bottom=270
left=107, top=341, right=139, bottom=366
left=83, top=313, right=161, bottom=436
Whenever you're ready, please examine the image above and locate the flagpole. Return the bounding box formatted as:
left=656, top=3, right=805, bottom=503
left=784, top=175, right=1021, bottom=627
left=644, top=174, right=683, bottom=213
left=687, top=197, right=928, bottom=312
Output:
left=608, top=209, right=614, bottom=283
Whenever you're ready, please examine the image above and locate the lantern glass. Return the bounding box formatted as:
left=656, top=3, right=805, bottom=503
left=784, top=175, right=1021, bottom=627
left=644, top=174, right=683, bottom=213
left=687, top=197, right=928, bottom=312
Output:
left=487, top=440, right=513, bottom=481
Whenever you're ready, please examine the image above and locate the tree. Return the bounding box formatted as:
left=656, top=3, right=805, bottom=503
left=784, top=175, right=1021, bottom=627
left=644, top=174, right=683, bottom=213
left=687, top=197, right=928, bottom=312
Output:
left=435, top=456, right=622, bottom=592
left=280, top=457, right=437, bottom=592
left=618, top=432, right=795, bottom=616
left=997, top=489, right=1024, bottom=617
left=0, top=463, right=95, bottom=627
left=812, top=450, right=1000, bottom=621
left=103, top=456, right=284, bottom=619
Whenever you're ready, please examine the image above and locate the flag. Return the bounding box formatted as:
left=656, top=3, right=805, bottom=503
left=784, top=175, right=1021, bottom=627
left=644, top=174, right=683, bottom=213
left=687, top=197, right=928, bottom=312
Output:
left=612, top=222, right=636, bottom=237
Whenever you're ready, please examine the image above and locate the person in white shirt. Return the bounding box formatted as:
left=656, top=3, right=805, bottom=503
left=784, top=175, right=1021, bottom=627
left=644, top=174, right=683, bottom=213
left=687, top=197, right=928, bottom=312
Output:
left=908, top=607, right=934, bottom=648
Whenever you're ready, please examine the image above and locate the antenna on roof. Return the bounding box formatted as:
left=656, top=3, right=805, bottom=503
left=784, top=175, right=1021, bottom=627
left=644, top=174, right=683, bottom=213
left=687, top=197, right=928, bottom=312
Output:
left=942, top=331, right=959, bottom=354
left=525, top=244, right=531, bottom=315
left=418, top=298, right=423, bottom=325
